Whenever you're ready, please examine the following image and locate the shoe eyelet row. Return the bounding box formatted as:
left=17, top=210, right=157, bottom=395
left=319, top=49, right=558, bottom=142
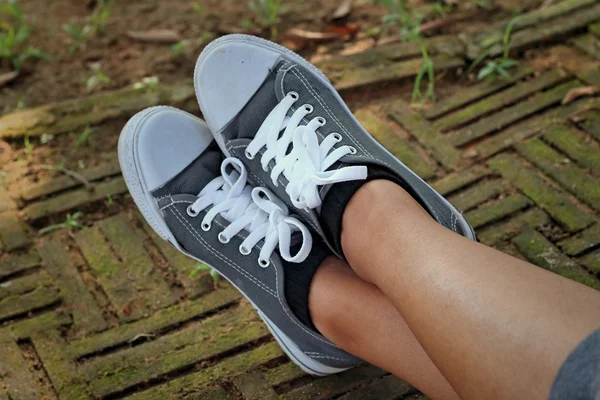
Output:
left=331, top=132, right=342, bottom=142
left=316, top=117, right=326, bottom=126
left=303, top=104, right=314, bottom=113
left=201, top=222, right=211, bottom=231
left=348, top=146, right=357, bottom=155
left=187, top=205, right=200, bottom=217
left=245, top=149, right=255, bottom=160
left=288, top=91, right=299, bottom=100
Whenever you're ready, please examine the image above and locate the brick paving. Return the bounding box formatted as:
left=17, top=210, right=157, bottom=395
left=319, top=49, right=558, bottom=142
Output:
left=0, top=1, right=599, bottom=398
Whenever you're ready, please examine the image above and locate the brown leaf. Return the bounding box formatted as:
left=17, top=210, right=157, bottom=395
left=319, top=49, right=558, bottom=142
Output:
left=331, top=0, right=353, bottom=20
left=0, top=70, right=19, bottom=88
left=562, top=86, right=600, bottom=105
left=126, top=29, right=182, bottom=44
left=284, top=28, right=345, bottom=42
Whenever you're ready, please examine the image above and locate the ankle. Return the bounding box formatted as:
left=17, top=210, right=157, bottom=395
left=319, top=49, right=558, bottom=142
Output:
left=340, top=180, right=427, bottom=280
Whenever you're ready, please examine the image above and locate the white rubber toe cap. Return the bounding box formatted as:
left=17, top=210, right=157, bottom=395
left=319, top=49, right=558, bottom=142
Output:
left=194, top=36, right=282, bottom=132
left=135, top=108, right=213, bottom=191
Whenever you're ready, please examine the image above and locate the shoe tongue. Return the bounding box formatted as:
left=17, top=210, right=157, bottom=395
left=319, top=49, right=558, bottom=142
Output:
left=152, top=141, right=223, bottom=198
left=224, top=60, right=288, bottom=141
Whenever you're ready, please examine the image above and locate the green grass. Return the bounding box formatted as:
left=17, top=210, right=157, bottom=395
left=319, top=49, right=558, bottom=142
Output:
left=248, top=0, right=284, bottom=39
left=39, top=212, right=84, bottom=235
left=85, top=66, right=111, bottom=91
left=468, top=16, right=520, bottom=81
left=62, top=0, right=113, bottom=53
left=0, top=1, right=50, bottom=70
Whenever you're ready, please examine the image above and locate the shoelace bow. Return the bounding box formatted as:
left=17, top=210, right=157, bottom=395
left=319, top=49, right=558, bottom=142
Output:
left=187, top=158, right=312, bottom=266
left=245, top=91, right=368, bottom=210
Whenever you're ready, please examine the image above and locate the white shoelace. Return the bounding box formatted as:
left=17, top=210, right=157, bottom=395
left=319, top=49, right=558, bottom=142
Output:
left=245, top=91, right=368, bottom=210
left=186, top=158, right=312, bottom=266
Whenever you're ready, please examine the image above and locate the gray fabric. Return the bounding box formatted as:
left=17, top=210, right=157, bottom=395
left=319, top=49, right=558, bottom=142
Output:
left=549, top=327, right=600, bottom=400
left=157, top=194, right=361, bottom=369
left=218, top=58, right=474, bottom=247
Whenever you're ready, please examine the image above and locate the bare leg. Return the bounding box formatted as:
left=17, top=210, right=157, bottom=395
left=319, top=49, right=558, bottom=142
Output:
left=341, top=180, right=600, bottom=400
left=309, top=256, right=460, bottom=400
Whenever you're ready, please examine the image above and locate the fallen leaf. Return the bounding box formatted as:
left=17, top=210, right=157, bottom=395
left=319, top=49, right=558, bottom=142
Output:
left=284, top=28, right=346, bottom=42
left=562, top=86, right=600, bottom=104
left=126, top=29, right=182, bottom=44
left=324, top=24, right=359, bottom=36
left=331, top=0, right=353, bottom=20
left=0, top=70, right=19, bottom=88
left=122, top=303, right=132, bottom=315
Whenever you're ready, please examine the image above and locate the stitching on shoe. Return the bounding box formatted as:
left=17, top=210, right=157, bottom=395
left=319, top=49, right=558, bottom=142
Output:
left=169, top=205, right=278, bottom=297
left=168, top=202, right=345, bottom=353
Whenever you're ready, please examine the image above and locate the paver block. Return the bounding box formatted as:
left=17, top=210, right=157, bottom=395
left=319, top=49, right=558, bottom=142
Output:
left=465, top=193, right=531, bottom=229
left=355, top=110, right=436, bottom=179
left=68, top=287, right=240, bottom=358
left=0, top=212, right=29, bottom=251
left=0, top=311, right=72, bottom=340
left=424, top=67, right=533, bottom=119
left=0, top=252, right=40, bottom=280
left=447, top=179, right=505, bottom=212
left=558, top=224, right=600, bottom=256
left=99, top=215, right=177, bottom=310
left=488, top=153, right=592, bottom=232
left=23, top=176, right=127, bottom=221
left=577, top=109, right=600, bottom=142
left=0, top=271, right=52, bottom=301
left=450, top=80, right=581, bottom=146
left=0, top=286, right=60, bottom=322
left=389, top=100, right=460, bottom=169
left=0, top=340, right=41, bottom=400
left=435, top=70, right=567, bottom=131
left=38, top=240, right=107, bottom=334
left=431, top=165, right=491, bottom=196
left=336, top=375, right=413, bottom=400
left=544, top=124, right=600, bottom=175
left=581, top=250, right=600, bottom=274
left=513, top=229, right=600, bottom=289
left=477, top=208, right=551, bottom=245
left=234, top=371, right=278, bottom=400
left=0, top=186, right=16, bottom=213
left=516, top=137, right=600, bottom=211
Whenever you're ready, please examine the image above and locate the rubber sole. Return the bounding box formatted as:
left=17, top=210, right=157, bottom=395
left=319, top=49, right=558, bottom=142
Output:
left=117, top=107, right=348, bottom=376
left=194, top=34, right=476, bottom=240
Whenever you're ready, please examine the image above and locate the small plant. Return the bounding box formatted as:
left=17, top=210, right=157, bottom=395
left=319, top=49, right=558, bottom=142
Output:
left=62, top=23, right=92, bottom=53
left=468, top=17, right=520, bottom=81
left=85, top=65, right=111, bottom=91
left=376, top=0, right=436, bottom=103
left=248, top=0, right=283, bottom=39
left=62, top=0, right=113, bottom=53
left=190, top=2, right=203, bottom=14
left=133, top=76, right=159, bottom=91
left=23, top=134, right=32, bottom=155
left=90, top=0, right=112, bottom=34
left=105, top=194, right=113, bottom=206
left=171, top=40, right=185, bottom=55
left=190, top=262, right=220, bottom=287
left=77, top=125, right=93, bottom=147
left=77, top=159, right=86, bottom=169
left=0, top=1, right=50, bottom=70
left=39, top=212, right=84, bottom=234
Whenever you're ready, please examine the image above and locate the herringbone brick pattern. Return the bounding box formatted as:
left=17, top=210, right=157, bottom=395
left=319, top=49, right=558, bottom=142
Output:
left=0, top=1, right=599, bottom=398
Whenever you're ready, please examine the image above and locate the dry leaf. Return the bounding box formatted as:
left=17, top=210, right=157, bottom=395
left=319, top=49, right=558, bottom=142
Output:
left=331, top=0, right=353, bottom=20
left=284, top=28, right=345, bottom=41
left=0, top=71, right=19, bottom=88
left=340, top=38, right=375, bottom=56
left=126, top=29, right=182, bottom=44
left=562, top=86, right=600, bottom=105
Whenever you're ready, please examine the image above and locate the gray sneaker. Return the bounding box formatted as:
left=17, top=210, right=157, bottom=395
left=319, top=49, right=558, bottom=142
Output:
left=118, top=106, right=361, bottom=376
left=194, top=34, right=476, bottom=254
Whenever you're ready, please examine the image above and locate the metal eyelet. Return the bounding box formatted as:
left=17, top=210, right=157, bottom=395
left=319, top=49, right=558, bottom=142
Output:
left=245, top=149, right=255, bottom=160
left=187, top=205, right=199, bottom=217
left=218, top=232, right=230, bottom=244
left=303, top=104, right=313, bottom=113
left=288, top=91, right=299, bottom=100
left=331, top=133, right=342, bottom=142
left=258, top=258, right=270, bottom=268
left=239, top=245, right=251, bottom=255
left=348, top=146, right=357, bottom=155
left=201, top=222, right=211, bottom=231
left=316, top=117, right=326, bottom=126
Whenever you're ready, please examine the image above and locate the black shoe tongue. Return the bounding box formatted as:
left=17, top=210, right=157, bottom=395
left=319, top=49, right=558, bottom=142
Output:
left=152, top=141, right=223, bottom=198
left=222, top=60, right=288, bottom=141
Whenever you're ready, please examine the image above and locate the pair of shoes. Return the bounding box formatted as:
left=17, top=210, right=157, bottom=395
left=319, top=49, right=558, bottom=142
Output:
left=119, top=34, right=476, bottom=376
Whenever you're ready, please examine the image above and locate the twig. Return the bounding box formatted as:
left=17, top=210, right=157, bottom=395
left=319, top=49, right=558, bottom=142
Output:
left=41, top=165, right=92, bottom=189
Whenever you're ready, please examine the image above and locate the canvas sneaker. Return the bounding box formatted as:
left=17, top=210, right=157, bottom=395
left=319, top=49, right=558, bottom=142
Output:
left=118, top=106, right=362, bottom=376
left=194, top=34, right=476, bottom=255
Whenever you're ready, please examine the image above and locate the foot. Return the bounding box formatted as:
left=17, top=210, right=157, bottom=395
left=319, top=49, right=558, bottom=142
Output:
left=118, top=106, right=362, bottom=375
left=194, top=34, right=476, bottom=255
